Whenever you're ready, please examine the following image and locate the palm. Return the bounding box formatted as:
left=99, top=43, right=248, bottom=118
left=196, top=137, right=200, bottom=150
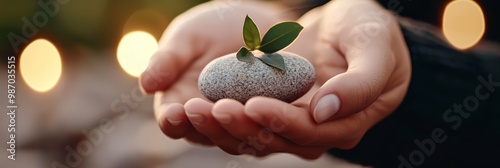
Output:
left=151, top=7, right=245, bottom=108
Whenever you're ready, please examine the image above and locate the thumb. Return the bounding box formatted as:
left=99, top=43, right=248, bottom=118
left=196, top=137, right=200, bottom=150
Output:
left=311, top=30, right=395, bottom=124
left=139, top=16, right=203, bottom=94
left=139, top=48, right=197, bottom=94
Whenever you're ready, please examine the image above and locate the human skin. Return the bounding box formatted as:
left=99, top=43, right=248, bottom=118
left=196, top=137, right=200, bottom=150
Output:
left=140, top=0, right=411, bottom=159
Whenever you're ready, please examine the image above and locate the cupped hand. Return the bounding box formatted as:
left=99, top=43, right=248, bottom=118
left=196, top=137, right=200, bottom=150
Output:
left=140, top=0, right=412, bottom=159
left=256, top=0, right=412, bottom=155
left=139, top=1, right=293, bottom=146
left=263, top=0, right=413, bottom=154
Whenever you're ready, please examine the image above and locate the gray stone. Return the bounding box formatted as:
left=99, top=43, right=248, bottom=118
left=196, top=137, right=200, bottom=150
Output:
left=198, top=51, right=316, bottom=103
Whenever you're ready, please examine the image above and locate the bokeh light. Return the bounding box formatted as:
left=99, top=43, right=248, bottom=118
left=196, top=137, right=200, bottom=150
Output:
left=20, top=39, right=62, bottom=92
left=443, top=0, right=485, bottom=50
left=117, top=31, right=158, bottom=77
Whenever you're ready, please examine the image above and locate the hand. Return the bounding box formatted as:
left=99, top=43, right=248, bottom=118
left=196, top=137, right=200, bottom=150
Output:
left=139, top=1, right=293, bottom=146
left=249, top=0, right=411, bottom=155
left=175, top=0, right=411, bottom=158
left=140, top=0, right=412, bottom=159
left=284, top=0, right=412, bottom=151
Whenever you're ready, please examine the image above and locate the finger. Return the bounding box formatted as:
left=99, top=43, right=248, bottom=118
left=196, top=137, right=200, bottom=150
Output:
left=243, top=97, right=333, bottom=158
left=155, top=103, right=190, bottom=139
left=184, top=98, right=245, bottom=155
left=212, top=99, right=297, bottom=155
left=313, top=100, right=394, bottom=149
left=311, top=77, right=412, bottom=148
left=183, top=133, right=215, bottom=147
left=155, top=103, right=213, bottom=146
left=311, top=9, right=396, bottom=123
left=139, top=31, right=202, bottom=94
left=244, top=97, right=318, bottom=146
left=244, top=97, right=367, bottom=149
left=138, top=12, right=223, bottom=94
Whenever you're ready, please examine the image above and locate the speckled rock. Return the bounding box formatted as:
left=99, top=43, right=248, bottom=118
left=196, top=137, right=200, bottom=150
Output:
left=198, top=51, right=316, bottom=103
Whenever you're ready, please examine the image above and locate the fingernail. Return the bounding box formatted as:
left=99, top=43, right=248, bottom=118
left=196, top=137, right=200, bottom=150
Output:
left=160, top=104, right=184, bottom=126
left=213, top=113, right=232, bottom=124
left=187, top=114, right=205, bottom=125
left=167, top=119, right=182, bottom=126
left=313, top=94, right=341, bottom=124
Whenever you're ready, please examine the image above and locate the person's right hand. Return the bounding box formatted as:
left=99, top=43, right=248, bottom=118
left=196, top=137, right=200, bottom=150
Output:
left=139, top=1, right=292, bottom=146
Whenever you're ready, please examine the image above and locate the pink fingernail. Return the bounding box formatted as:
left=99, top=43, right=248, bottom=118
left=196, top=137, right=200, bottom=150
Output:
left=187, top=114, right=205, bottom=125
left=167, top=119, right=182, bottom=126
left=313, top=94, right=341, bottom=124
left=160, top=104, right=184, bottom=126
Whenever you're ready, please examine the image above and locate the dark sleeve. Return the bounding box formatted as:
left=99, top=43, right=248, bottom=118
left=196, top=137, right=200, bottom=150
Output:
left=328, top=17, right=500, bottom=168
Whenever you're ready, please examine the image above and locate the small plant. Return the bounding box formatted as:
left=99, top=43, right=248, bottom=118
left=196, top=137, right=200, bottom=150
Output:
left=236, top=15, right=303, bottom=71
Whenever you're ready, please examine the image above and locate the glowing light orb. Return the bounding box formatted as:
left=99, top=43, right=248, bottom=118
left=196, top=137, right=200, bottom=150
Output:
left=443, top=0, right=485, bottom=50
left=20, top=39, right=62, bottom=92
left=117, top=31, right=158, bottom=77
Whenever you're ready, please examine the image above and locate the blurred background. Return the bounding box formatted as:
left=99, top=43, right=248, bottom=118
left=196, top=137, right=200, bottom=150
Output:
left=0, top=0, right=498, bottom=167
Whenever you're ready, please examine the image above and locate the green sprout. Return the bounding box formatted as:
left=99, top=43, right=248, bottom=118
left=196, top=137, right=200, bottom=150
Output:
left=236, top=15, right=304, bottom=71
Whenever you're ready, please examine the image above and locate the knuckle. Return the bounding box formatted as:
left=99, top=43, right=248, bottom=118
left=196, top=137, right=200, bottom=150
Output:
left=360, top=81, right=376, bottom=105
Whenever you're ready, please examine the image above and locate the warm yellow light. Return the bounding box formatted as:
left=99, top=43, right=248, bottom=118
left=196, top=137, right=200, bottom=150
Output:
left=117, top=31, right=158, bottom=77
left=20, top=39, right=62, bottom=92
left=443, top=0, right=485, bottom=50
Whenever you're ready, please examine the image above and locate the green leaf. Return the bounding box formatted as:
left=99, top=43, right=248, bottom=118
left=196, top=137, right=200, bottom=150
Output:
left=236, top=47, right=254, bottom=63
left=257, top=53, right=286, bottom=71
left=259, top=22, right=303, bottom=53
left=243, top=15, right=261, bottom=50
